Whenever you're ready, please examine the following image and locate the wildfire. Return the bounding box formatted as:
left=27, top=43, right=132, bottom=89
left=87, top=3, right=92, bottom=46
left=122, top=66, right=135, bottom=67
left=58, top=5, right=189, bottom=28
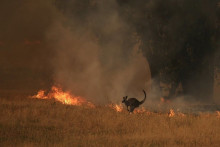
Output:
left=31, top=87, right=219, bottom=117
left=134, top=107, right=147, bottom=114
left=168, top=109, right=175, bottom=117
left=216, top=111, right=220, bottom=118
left=33, top=90, right=48, bottom=99
left=108, top=104, right=123, bottom=112
left=31, top=86, right=94, bottom=107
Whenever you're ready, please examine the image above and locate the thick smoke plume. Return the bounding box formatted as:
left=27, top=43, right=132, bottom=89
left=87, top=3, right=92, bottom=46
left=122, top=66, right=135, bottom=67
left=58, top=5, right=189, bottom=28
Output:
left=0, top=0, right=219, bottom=105
left=47, top=1, right=150, bottom=104
left=0, top=0, right=149, bottom=103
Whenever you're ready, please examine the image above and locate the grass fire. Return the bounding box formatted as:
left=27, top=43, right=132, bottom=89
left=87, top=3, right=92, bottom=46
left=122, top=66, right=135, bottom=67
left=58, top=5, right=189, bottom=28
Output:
left=1, top=94, right=220, bottom=146
left=1, top=0, right=220, bottom=146
left=31, top=86, right=95, bottom=107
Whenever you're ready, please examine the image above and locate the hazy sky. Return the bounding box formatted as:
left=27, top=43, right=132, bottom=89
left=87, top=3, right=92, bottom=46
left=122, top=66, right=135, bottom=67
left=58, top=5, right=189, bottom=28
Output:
left=0, top=0, right=150, bottom=104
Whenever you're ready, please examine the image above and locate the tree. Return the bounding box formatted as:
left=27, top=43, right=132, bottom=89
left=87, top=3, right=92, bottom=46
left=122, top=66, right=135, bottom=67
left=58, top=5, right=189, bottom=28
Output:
left=118, top=0, right=219, bottom=101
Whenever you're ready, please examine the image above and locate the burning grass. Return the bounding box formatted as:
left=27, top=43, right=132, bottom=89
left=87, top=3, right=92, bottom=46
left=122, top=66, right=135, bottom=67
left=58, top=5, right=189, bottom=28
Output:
left=31, top=86, right=95, bottom=107
left=0, top=97, right=220, bottom=146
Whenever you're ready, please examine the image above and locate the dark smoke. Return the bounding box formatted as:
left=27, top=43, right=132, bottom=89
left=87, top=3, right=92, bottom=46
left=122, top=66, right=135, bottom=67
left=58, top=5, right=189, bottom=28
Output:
left=0, top=0, right=56, bottom=95
left=0, top=0, right=150, bottom=103
left=117, top=0, right=219, bottom=102
left=0, top=0, right=219, bottom=104
left=48, top=0, right=150, bottom=104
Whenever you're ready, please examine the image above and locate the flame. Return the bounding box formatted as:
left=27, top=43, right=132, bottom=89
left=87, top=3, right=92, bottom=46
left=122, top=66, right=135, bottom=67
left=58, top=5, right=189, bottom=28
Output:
left=108, top=104, right=123, bottom=112
left=160, top=97, right=170, bottom=103
left=168, top=109, right=175, bottom=117
left=134, top=107, right=147, bottom=114
left=32, top=90, right=48, bottom=99
left=32, top=86, right=95, bottom=107
left=32, top=87, right=219, bottom=117
left=216, top=111, right=220, bottom=118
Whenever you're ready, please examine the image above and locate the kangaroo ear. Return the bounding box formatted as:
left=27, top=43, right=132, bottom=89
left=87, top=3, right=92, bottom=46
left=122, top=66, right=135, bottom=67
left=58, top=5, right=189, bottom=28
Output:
left=125, top=96, right=128, bottom=99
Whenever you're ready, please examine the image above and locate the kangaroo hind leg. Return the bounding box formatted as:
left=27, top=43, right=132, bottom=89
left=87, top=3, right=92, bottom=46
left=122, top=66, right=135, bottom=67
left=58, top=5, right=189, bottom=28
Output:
left=129, top=106, right=135, bottom=113
left=126, top=106, right=129, bottom=112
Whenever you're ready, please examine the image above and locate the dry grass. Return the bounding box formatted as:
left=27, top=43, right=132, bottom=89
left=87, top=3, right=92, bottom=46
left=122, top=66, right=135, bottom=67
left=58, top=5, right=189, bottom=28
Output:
left=0, top=97, right=220, bottom=147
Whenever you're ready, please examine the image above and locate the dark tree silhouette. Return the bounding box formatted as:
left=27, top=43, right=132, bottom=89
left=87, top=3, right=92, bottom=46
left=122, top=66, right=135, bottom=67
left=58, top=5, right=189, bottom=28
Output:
left=118, top=0, right=219, bottom=101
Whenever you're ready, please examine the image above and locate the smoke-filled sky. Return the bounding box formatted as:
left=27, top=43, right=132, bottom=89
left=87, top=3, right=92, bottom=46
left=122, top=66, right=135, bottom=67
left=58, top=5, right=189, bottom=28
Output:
left=0, top=0, right=57, bottom=92
left=0, top=0, right=150, bottom=103
left=0, top=0, right=219, bottom=104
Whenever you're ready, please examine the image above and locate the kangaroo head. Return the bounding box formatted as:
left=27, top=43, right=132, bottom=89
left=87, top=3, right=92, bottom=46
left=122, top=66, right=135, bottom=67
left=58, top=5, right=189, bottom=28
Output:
left=122, top=96, right=128, bottom=103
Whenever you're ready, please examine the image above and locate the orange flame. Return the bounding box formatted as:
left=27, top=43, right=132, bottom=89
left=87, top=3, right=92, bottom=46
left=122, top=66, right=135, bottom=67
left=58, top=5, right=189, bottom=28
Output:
left=32, top=86, right=94, bottom=107
left=134, top=107, right=147, bottom=114
left=108, top=104, right=123, bottom=112
left=32, top=90, right=48, bottom=99
left=168, top=109, right=175, bottom=117
left=216, top=111, right=220, bottom=118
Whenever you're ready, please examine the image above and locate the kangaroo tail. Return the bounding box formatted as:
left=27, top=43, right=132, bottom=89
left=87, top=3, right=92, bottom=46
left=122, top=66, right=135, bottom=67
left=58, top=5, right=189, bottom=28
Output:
left=139, top=90, right=146, bottom=105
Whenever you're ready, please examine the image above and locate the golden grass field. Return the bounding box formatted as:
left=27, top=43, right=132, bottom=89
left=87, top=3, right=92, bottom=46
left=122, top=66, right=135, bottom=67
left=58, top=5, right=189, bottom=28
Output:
left=0, top=97, right=220, bottom=147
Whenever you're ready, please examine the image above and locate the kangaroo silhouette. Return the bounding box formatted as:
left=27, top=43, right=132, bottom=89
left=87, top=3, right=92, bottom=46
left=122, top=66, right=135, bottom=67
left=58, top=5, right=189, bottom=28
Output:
left=122, top=90, right=146, bottom=113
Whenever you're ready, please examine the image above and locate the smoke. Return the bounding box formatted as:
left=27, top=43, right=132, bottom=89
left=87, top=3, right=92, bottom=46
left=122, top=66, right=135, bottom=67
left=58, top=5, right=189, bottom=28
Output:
left=0, top=0, right=58, bottom=92
left=117, top=0, right=219, bottom=102
left=1, top=0, right=219, bottom=105
left=46, top=0, right=150, bottom=104
left=0, top=0, right=150, bottom=103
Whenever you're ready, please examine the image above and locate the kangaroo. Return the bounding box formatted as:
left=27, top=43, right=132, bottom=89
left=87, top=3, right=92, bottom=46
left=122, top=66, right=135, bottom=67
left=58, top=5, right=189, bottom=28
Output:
left=122, top=90, right=146, bottom=113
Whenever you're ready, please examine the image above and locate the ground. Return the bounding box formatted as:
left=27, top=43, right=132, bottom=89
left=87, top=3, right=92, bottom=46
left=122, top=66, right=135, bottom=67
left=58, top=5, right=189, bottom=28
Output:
left=0, top=97, right=220, bottom=146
